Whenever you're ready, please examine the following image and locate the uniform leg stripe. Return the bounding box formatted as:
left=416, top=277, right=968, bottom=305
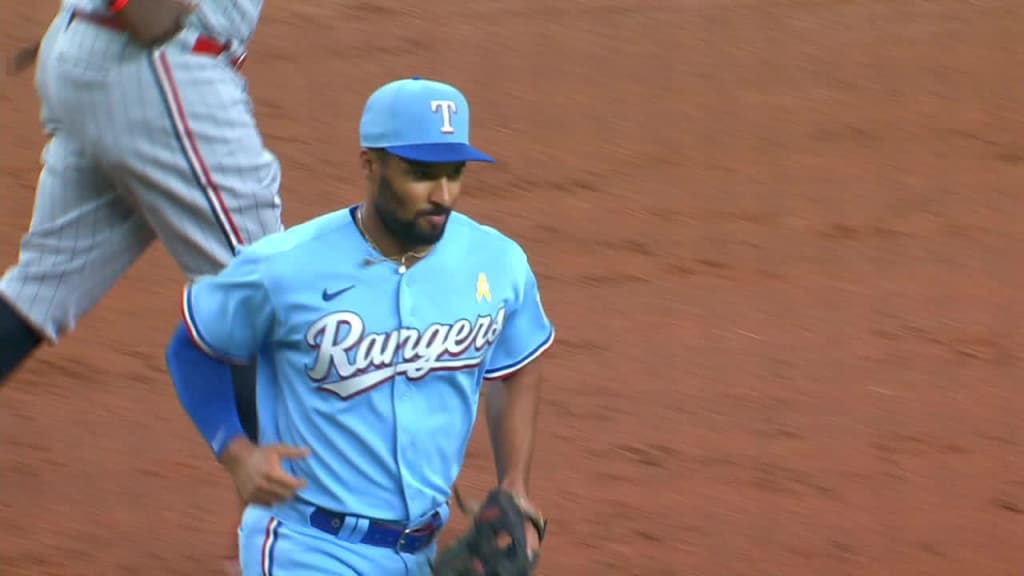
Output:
left=151, top=50, right=245, bottom=253
left=261, top=517, right=280, bottom=576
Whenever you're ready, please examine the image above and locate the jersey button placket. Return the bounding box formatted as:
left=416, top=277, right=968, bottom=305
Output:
left=393, top=273, right=415, bottom=520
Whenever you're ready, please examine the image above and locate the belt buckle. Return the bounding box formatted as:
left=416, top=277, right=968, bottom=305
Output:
left=395, top=525, right=416, bottom=554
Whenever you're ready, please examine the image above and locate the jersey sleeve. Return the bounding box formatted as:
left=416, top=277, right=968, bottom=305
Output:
left=180, top=248, right=274, bottom=363
left=483, top=251, right=555, bottom=380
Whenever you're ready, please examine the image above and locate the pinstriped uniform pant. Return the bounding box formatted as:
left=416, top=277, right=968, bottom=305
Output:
left=0, top=6, right=283, bottom=342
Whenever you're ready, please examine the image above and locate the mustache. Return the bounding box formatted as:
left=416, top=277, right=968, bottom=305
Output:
left=418, top=206, right=451, bottom=217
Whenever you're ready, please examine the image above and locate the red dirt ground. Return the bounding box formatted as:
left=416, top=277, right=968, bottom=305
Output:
left=2, top=1, right=1023, bottom=574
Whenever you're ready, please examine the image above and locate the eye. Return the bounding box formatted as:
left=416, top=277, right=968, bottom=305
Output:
left=411, top=168, right=433, bottom=179
left=404, top=162, right=465, bottom=181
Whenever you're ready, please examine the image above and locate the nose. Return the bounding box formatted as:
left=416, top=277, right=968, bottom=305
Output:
left=429, top=177, right=451, bottom=204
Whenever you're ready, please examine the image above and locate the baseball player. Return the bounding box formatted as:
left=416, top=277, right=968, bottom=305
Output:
left=164, top=77, right=555, bottom=575
left=0, top=0, right=280, bottom=572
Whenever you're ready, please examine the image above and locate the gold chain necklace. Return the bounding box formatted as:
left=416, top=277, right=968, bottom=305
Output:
left=356, top=205, right=430, bottom=274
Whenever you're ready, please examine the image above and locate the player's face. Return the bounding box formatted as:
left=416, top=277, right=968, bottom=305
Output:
left=370, top=153, right=466, bottom=247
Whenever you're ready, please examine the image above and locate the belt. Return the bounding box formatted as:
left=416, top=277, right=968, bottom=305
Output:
left=68, top=10, right=247, bottom=69
left=309, top=507, right=443, bottom=554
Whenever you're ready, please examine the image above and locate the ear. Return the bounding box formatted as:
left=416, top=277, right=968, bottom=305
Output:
left=359, top=149, right=375, bottom=179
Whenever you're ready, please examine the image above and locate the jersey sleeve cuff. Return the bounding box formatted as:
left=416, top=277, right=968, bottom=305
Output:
left=483, top=328, right=555, bottom=381
left=180, top=284, right=248, bottom=365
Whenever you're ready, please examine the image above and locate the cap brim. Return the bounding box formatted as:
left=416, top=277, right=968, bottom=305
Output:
left=385, top=143, right=495, bottom=164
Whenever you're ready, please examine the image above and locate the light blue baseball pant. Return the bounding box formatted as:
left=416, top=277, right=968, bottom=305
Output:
left=239, top=500, right=450, bottom=576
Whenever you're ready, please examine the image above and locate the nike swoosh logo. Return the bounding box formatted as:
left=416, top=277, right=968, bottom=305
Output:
left=322, top=285, right=355, bottom=302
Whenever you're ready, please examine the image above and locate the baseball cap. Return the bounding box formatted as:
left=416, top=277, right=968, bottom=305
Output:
left=359, top=77, right=495, bottom=163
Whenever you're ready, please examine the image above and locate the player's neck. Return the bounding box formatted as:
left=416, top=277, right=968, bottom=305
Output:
left=356, top=204, right=431, bottom=265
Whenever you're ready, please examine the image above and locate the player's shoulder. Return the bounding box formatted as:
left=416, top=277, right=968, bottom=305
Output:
left=447, top=211, right=529, bottom=264
left=234, top=208, right=355, bottom=265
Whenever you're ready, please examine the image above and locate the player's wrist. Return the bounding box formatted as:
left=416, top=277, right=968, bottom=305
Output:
left=217, top=434, right=256, bottom=469
left=498, top=477, right=530, bottom=500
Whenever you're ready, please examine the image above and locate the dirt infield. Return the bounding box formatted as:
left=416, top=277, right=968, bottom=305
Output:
left=2, top=1, right=1023, bottom=574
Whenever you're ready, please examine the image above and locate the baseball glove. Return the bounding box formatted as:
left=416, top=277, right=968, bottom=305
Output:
left=431, top=487, right=548, bottom=576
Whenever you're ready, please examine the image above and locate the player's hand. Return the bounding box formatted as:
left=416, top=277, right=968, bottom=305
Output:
left=112, top=0, right=196, bottom=47
left=219, top=437, right=310, bottom=505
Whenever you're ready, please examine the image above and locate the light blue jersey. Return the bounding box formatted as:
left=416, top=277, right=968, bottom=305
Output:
left=182, top=205, right=555, bottom=525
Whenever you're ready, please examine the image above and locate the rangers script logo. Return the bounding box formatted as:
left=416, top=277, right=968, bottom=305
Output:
left=305, top=308, right=505, bottom=399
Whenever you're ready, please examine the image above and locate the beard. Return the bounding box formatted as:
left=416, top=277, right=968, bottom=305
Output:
left=374, top=172, right=451, bottom=247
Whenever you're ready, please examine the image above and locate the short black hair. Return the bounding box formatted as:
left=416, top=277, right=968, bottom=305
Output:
left=365, top=147, right=391, bottom=164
